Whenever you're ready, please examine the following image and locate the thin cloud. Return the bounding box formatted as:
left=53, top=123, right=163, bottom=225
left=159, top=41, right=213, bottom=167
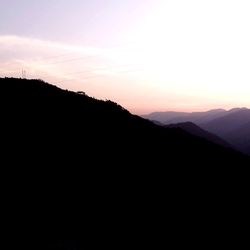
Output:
left=0, top=35, right=142, bottom=86
left=0, top=35, right=105, bottom=57
left=0, top=35, right=112, bottom=82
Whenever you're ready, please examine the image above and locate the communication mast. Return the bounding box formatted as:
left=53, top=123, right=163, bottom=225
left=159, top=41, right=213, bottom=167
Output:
left=22, top=69, right=27, bottom=79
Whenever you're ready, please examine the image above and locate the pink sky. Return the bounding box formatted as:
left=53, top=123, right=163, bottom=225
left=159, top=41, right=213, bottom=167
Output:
left=1, top=0, right=250, bottom=114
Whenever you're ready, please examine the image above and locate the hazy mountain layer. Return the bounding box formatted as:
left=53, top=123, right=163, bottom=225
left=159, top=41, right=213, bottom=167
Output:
left=144, top=108, right=250, bottom=155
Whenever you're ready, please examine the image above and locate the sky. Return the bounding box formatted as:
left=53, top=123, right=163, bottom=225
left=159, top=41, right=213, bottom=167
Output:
left=1, top=0, right=250, bottom=114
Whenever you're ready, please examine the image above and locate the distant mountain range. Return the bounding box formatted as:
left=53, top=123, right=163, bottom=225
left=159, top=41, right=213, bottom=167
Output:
left=143, top=108, right=250, bottom=155
left=142, top=108, right=248, bottom=125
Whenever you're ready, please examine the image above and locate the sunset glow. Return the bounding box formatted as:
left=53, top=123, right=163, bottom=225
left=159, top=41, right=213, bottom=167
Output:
left=1, top=0, right=250, bottom=114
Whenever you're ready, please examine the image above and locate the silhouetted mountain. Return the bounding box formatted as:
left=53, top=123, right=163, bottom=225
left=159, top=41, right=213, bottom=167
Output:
left=201, top=109, right=250, bottom=155
left=144, top=108, right=250, bottom=155
left=143, top=108, right=249, bottom=125
left=143, top=109, right=227, bottom=124
left=223, top=121, right=250, bottom=155
left=143, top=111, right=190, bottom=123
left=201, top=109, right=250, bottom=136
left=164, top=122, right=232, bottom=148
left=1, top=78, right=250, bottom=248
left=2, top=78, right=247, bottom=166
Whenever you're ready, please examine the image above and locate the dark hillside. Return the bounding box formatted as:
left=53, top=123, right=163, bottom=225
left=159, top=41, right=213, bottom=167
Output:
left=1, top=78, right=249, bottom=248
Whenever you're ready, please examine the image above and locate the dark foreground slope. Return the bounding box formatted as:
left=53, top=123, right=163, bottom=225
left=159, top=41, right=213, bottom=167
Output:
left=1, top=78, right=248, bottom=166
left=1, top=78, right=250, bottom=248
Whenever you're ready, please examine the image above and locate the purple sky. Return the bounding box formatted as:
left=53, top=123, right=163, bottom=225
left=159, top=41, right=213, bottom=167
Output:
left=1, top=0, right=250, bottom=114
left=0, top=0, right=154, bottom=46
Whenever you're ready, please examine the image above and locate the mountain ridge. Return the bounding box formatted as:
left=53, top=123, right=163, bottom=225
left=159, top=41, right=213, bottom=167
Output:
left=143, top=107, right=250, bottom=155
left=164, top=122, right=232, bottom=149
left=143, top=108, right=248, bottom=125
left=1, top=77, right=250, bottom=248
left=1, top=77, right=249, bottom=164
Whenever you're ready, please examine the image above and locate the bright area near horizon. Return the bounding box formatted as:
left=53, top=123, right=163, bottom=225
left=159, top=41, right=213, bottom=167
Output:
left=1, top=0, right=250, bottom=114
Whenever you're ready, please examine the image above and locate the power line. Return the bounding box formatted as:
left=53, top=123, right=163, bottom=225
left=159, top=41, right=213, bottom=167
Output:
left=32, top=52, right=76, bottom=62
left=42, top=55, right=92, bottom=65
left=38, top=52, right=73, bottom=60
left=53, top=67, right=143, bottom=84
left=37, top=63, right=136, bottom=78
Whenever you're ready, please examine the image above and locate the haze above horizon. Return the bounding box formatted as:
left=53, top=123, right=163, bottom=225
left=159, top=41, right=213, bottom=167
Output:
left=1, top=0, right=250, bottom=114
